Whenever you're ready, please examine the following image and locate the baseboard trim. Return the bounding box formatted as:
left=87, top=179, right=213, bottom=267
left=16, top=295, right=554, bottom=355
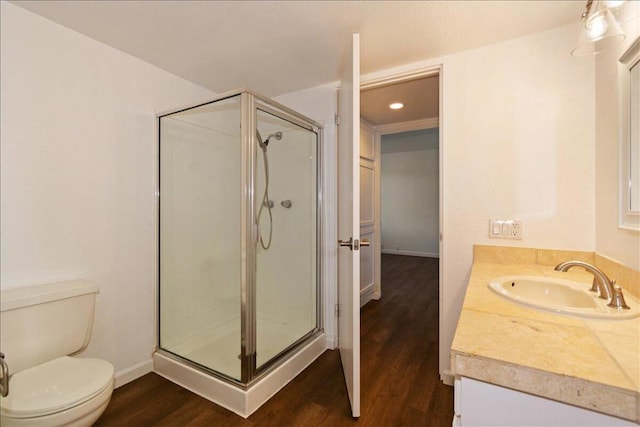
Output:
left=382, top=249, right=439, bottom=258
left=360, top=282, right=375, bottom=307
left=325, top=333, right=337, bottom=350
left=440, top=369, right=455, bottom=386
left=114, top=359, right=153, bottom=388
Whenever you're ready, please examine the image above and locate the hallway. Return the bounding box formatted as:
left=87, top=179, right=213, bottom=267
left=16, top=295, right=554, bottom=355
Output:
left=96, top=255, right=452, bottom=426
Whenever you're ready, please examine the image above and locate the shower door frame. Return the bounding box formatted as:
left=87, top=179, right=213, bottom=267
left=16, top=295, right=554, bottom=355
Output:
left=156, top=89, right=324, bottom=389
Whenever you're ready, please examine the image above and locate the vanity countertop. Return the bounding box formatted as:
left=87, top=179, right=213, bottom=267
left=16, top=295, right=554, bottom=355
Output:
left=450, top=248, right=640, bottom=423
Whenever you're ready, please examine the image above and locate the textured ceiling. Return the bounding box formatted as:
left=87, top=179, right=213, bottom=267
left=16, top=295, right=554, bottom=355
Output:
left=12, top=1, right=584, bottom=97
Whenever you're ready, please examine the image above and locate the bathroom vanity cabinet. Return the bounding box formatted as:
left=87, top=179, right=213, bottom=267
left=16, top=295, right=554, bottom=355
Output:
left=453, top=377, right=637, bottom=426
left=450, top=245, right=640, bottom=427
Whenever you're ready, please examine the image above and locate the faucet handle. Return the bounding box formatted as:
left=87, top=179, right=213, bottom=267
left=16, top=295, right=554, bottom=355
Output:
left=0, top=352, right=8, bottom=397
left=607, top=282, right=630, bottom=310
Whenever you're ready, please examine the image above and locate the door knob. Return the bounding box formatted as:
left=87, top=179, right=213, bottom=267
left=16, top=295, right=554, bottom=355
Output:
left=338, top=237, right=369, bottom=251
left=338, top=237, right=354, bottom=250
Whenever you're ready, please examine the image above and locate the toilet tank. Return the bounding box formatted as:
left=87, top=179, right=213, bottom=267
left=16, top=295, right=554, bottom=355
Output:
left=0, top=280, right=99, bottom=374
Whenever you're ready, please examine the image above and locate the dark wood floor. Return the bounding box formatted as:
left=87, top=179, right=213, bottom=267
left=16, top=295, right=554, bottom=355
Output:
left=96, top=254, right=452, bottom=426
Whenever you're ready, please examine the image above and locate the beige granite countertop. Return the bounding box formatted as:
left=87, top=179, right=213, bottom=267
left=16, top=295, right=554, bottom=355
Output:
left=451, top=246, right=640, bottom=423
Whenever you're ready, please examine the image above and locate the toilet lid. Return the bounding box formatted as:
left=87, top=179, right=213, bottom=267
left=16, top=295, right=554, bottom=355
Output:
left=0, top=356, right=114, bottom=418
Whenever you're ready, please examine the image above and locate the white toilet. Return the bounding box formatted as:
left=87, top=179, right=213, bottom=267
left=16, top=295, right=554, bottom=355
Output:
left=0, top=280, right=114, bottom=426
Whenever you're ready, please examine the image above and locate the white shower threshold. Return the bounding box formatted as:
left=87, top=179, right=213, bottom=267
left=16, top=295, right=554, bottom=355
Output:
left=153, top=333, right=326, bottom=418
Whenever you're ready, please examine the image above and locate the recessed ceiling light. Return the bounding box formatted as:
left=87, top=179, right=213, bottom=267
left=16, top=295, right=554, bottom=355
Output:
left=389, top=102, right=404, bottom=110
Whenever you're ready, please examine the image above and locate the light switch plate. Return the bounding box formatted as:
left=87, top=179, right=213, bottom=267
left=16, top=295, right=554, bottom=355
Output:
left=489, top=219, right=522, bottom=240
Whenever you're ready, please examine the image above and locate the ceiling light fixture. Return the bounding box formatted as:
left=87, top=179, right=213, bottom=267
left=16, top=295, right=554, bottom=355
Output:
left=389, top=102, right=404, bottom=110
left=605, top=0, right=624, bottom=7
left=571, top=0, right=625, bottom=56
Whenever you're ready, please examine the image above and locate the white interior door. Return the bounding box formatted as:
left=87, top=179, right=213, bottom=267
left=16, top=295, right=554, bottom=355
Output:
left=337, top=33, right=361, bottom=418
left=359, top=121, right=380, bottom=306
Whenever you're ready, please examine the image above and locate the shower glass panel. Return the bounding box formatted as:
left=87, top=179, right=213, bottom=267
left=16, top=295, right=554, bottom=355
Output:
left=255, top=108, right=318, bottom=369
left=159, top=95, right=243, bottom=381
left=158, top=90, right=321, bottom=387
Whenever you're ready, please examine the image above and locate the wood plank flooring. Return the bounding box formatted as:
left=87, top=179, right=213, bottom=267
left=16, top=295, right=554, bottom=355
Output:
left=95, top=254, right=452, bottom=426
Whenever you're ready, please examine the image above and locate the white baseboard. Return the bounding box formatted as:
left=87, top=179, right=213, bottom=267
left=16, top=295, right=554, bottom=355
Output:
left=114, top=359, right=153, bottom=388
left=440, top=369, right=455, bottom=386
left=325, top=333, right=337, bottom=350
left=381, top=249, right=439, bottom=258
left=360, top=282, right=376, bottom=307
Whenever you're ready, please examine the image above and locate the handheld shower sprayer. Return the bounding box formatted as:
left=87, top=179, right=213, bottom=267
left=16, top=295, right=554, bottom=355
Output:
left=256, top=130, right=282, bottom=250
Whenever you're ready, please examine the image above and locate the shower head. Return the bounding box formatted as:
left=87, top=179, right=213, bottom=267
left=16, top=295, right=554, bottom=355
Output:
left=270, top=131, right=283, bottom=141
left=257, top=131, right=282, bottom=150
left=264, top=131, right=282, bottom=146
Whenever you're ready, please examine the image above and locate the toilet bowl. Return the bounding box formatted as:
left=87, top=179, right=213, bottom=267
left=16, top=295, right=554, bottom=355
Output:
left=0, top=280, right=115, bottom=426
left=1, top=357, right=114, bottom=427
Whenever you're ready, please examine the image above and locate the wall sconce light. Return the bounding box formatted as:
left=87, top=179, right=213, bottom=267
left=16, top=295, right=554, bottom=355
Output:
left=571, top=0, right=626, bottom=56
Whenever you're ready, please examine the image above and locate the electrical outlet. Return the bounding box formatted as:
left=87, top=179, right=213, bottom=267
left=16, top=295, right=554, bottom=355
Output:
left=511, top=221, right=522, bottom=239
left=489, top=219, right=523, bottom=240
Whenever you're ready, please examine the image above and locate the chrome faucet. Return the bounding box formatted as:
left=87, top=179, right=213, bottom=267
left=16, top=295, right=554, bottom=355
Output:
left=554, top=260, right=614, bottom=301
left=0, top=352, right=8, bottom=397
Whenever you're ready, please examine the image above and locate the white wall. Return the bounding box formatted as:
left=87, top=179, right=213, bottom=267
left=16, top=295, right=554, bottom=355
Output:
left=441, top=24, right=595, bottom=380
left=595, top=1, right=640, bottom=270
left=364, top=23, right=596, bottom=380
left=0, top=2, right=214, bottom=384
left=381, top=129, right=439, bottom=257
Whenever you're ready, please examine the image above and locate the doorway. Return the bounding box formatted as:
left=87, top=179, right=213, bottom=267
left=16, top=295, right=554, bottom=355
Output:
left=359, top=71, right=441, bottom=299
left=359, top=69, right=445, bottom=390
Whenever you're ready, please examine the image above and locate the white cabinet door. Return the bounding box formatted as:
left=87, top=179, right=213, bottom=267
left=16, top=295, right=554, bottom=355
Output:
left=456, top=377, right=636, bottom=426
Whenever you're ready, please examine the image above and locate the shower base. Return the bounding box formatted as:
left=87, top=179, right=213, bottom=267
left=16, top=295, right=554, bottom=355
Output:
left=153, top=332, right=326, bottom=418
left=167, top=319, right=315, bottom=380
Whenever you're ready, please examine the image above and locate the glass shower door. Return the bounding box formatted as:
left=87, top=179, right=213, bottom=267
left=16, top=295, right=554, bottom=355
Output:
left=159, top=95, right=243, bottom=381
left=254, top=107, right=319, bottom=370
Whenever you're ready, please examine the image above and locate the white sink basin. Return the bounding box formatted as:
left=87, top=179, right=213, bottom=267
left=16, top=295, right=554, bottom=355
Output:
left=488, top=276, right=639, bottom=319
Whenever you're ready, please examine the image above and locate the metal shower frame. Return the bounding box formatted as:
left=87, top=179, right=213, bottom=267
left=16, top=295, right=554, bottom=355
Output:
left=156, top=89, right=324, bottom=388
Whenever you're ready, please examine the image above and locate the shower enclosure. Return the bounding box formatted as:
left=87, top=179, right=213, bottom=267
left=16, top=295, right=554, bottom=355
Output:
left=155, top=90, right=324, bottom=413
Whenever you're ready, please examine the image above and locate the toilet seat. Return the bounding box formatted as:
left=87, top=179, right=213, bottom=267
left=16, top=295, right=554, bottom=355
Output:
left=0, top=356, right=114, bottom=419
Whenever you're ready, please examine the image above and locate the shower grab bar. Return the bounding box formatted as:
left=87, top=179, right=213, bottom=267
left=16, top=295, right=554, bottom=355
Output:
left=0, top=352, right=9, bottom=397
